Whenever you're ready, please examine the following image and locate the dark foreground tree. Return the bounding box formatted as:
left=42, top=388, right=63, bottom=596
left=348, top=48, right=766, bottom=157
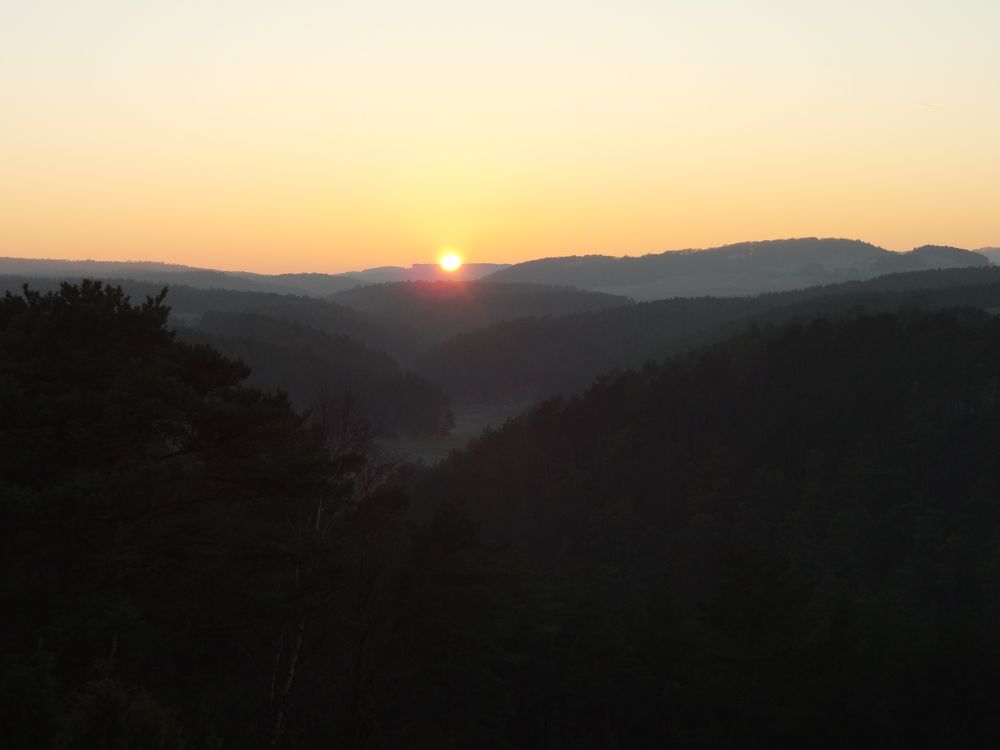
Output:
left=0, top=281, right=393, bottom=747
left=0, top=281, right=555, bottom=749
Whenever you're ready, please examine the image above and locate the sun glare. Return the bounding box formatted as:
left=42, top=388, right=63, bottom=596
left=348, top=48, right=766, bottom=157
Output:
left=439, top=252, right=463, bottom=272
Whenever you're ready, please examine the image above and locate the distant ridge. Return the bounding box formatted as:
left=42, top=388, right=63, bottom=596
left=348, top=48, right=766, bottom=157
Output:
left=0, top=257, right=354, bottom=295
left=976, top=247, right=1000, bottom=264
left=338, top=262, right=510, bottom=284
left=419, top=264, right=1000, bottom=405
left=483, top=238, right=988, bottom=300
left=0, top=257, right=512, bottom=296
left=0, top=257, right=198, bottom=274
left=331, top=280, right=629, bottom=345
left=2, top=240, right=988, bottom=303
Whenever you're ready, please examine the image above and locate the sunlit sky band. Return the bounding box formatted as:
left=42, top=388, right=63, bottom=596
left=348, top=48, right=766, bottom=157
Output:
left=2, top=1, right=998, bottom=272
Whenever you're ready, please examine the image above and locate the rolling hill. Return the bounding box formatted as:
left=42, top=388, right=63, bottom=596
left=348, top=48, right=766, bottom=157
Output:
left=0, top=275, right=415, bottom=356
left=0, top=257, right=361, bottom=296
left=483, top=238, right=988, bottom=300
left=419, top=266, right=1000, bottom=405
left=977, top=247, right=1000, bottom=264
left=177, top=312, right=453, bottom=436
left=336, top=262, right=510, bottom=284
left=0, top=257, right=513, bottom=297
left=331, top=281, right=630, bottom=344
left=0, top=276, right=451, bottom=435
left=413, top=307, right=1000, bottom=745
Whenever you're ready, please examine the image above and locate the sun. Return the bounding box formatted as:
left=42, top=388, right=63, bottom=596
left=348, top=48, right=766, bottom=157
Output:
left=439, top=251, right=463, bottom=273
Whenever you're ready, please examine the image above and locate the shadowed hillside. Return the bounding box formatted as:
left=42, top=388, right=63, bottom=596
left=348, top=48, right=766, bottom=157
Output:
left=0, top=276, right=451, bottom=437
left=413, top=308, right=1000, bottom=746
left=420, top=266, right=1000, bottom=404
left=177, top=312, right=453, bottom=436
left=331, top=281, right=630, bottom=344
left=337, top=262, right=511, bottom=284
left=0, top=275, right=414, bottom=358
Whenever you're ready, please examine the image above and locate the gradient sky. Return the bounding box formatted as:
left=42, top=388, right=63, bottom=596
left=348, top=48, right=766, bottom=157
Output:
left=3, top=1, right=999, bottom=273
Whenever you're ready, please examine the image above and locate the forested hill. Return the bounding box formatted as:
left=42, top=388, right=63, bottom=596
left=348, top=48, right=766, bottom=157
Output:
left=0, top=281, right=477, bottom=747
left=415, top=307, right=1000, bottom=746
left=330, top=281, right=630, bottom=344
left=483, top=238, right=989, bottom=299
left=178, top=312, right=453, bottom=437
left=0, top=275, right=407, bottom=355
left=420, top=266, right=1000, bottom=404
left=978, top=247, right=1000, bottom=264
left=0, top=257, right=514, bottom=296
left=0, top=257, right=361, bottom=296
left=0, top=276, right=450, bottom=435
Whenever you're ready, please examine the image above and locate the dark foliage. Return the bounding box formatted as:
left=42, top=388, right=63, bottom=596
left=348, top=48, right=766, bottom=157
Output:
left=331, top=281, right=630, bottom=346
left=178, top=312, right=453, bottom=437
left=417, top=308, right=1000, bottom=746
left=0, top=275, right=411, bottom=358
left=0, top=275, right=454, bottom=436
left=421, top=268, right=1000, bottom=404
left=0, top=282, right=384, bottom=746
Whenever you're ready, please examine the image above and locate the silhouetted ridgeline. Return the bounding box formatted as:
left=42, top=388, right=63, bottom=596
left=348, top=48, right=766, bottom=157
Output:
left=0, top=257, right=512, bottom=296
left=4, top=240, right=989, bottom=305
left=420, top=266, right=1000, bottom=404
left=0, top=257, right=360, bottom=296
left=978, top=247, right=1000, bottom=264
left=336, top=262, right=510, bottom=284
left=330, top=280, right=630, bottom=345
left=0, top=276, right=453, bottom=438
left=0, top=273, right=419, bottom=355
left=177, top=312, right=453, bottom=437
left=484, top=238, right=989, bottom=299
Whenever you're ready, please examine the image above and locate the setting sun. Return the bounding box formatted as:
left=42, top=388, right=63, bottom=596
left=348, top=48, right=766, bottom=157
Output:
left=439, top=252, right=463, bottom=273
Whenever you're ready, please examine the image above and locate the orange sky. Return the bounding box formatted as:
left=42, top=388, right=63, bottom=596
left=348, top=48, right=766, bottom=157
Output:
left=3, top=2, right=999, bottom=273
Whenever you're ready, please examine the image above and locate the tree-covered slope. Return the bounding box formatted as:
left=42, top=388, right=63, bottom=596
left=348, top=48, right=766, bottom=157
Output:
left=0, top=281, right=473, bottom=748
left=0, top=276, right=450, bottom=436
left=0, top=275, right=414, bottom=358
left=0, top=281, right=344, bottom=747
left=331, top=281, right=630, bottom=345
left=420, top=267, right=1000, bottom=404
left=415, top=308, right=1000, bottom=746
left=178, top=311, right=453, bottom=436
